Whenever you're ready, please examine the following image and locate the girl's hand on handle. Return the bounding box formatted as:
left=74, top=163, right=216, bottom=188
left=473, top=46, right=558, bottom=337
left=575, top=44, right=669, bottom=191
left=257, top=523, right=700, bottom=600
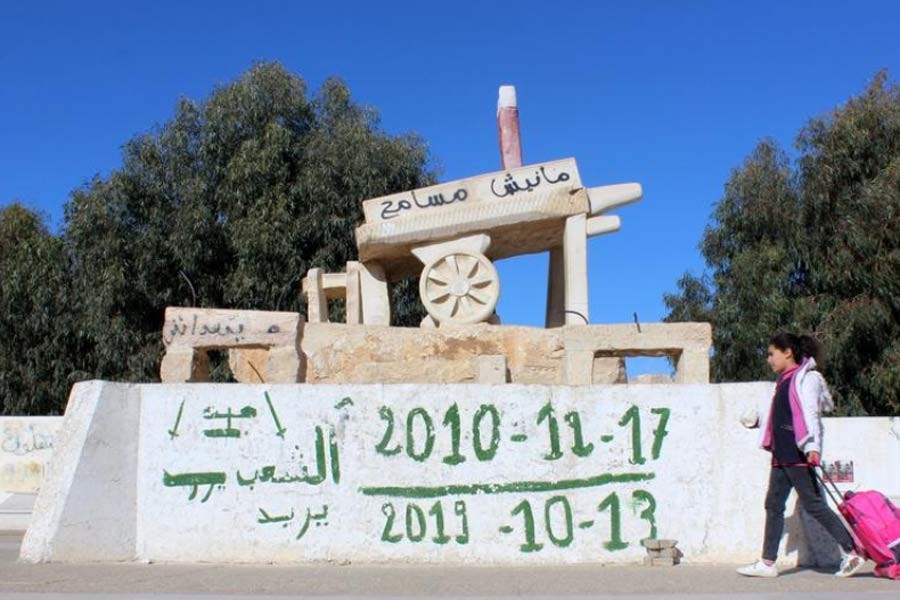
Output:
left=806, top=451, right=821, bottom=467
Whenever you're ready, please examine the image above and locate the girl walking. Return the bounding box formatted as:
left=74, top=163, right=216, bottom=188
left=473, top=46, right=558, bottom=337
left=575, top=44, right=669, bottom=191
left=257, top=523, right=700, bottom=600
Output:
left=737, top=333, right=864, bottom=578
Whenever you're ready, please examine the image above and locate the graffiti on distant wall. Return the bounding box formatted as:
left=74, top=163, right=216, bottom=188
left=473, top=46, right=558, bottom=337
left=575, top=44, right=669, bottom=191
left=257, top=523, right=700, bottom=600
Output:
left=0, top=419, right=59, bottom=493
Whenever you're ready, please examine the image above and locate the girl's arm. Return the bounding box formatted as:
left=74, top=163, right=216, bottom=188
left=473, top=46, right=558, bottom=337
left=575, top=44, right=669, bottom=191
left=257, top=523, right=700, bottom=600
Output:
left=798, top=372, right=827, bottom=454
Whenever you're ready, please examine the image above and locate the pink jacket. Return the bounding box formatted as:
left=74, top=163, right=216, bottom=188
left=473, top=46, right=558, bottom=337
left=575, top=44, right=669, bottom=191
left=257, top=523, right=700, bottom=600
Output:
left=757, top=358, right=834, bottom=455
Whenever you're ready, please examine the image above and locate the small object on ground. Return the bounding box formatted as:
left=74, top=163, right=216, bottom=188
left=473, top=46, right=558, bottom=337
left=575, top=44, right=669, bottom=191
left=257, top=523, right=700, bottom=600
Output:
left=640, top=538, right=682, bottom=566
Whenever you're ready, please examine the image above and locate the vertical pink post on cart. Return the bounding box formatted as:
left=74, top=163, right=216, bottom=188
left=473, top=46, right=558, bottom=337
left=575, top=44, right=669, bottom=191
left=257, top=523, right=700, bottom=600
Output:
left=496, top=84, right=585, bottom=327
left=497, top=85, right=522, bottom=170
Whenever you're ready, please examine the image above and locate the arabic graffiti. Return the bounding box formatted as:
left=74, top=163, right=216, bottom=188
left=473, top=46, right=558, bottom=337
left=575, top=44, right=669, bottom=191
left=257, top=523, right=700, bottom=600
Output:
left=489, top=165, right=571, bottom=198
left=203, top=405, right=257, bottom=438
left=2, top=423, right=55, bottom=456
left=153, top=392, right=676, bottom=557
left=380, top=188, right=468, bottom=220
left=264, top=391, right=287, bottom=438
left=163, top=470, right=226, bottom=503
left=258, top=505, right=330, bottom=540
left=168, top=400, right=185, bottom=440
left=163, top=314, right=251, bottom=345
left=1, top=462, right=46, bottom=492
left=235, top=426, right=340, bottom=488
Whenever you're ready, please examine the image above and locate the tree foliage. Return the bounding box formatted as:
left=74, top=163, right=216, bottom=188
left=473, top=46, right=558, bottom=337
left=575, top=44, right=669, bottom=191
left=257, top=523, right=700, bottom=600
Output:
left=1, top=63, right=434, bottom=414
left=0, top=204, right=81, bottom=414
left=665, top=72, right=900, bottom=415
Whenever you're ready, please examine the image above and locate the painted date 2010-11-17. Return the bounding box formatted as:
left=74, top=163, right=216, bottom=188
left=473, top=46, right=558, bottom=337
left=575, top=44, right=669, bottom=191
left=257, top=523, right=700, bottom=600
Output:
left=374, top=403, right=671, bottom=466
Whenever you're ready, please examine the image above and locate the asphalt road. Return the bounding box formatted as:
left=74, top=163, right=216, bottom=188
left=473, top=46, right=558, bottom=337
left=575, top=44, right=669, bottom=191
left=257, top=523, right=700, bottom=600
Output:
left=1, top=531, right=897, bottom=598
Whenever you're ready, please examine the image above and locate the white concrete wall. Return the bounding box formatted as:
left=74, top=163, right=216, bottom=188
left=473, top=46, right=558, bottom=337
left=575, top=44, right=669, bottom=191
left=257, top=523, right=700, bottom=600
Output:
left=1, top=416, right=63, bottom=493
left=21, top=381, right=141, bottom=562
left=20, top=381, right=900, bottom=566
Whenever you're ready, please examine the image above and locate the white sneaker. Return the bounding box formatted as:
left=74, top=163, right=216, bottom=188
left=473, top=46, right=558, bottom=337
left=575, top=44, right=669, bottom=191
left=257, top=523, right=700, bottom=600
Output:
left=835, top=551, right=864, bottom=577
left=737, top=559, right=778, bottom=578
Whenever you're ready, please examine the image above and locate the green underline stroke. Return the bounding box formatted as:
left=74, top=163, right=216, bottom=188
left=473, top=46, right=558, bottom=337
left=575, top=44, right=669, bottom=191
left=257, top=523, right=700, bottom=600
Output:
left=359, top=471, right=655, bottom=499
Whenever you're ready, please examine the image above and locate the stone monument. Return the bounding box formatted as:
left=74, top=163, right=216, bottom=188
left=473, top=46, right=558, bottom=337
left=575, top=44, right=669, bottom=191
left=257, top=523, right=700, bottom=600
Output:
left=157, top=85, right=711, bottom=387
left=23, top=87, right=802, bottom=570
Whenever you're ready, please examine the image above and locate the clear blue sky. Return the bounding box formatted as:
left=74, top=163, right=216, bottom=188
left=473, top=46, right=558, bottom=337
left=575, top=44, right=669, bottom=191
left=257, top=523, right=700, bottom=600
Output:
left=2, top=2, right=898, bottom=373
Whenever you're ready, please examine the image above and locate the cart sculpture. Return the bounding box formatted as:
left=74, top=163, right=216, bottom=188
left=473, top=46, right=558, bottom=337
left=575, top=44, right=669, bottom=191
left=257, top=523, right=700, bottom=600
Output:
left=349, top=157, right=642, bottom=327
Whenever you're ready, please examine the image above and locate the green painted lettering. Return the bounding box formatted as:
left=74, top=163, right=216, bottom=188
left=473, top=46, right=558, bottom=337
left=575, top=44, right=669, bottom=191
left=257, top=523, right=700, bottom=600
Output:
left=537, top=401, right=563, bottom=460
left=632, top=489, right=658, bottom=540
left=406, top=503, right=427, bottom=542
left=545, top=495, right=574, bottom=548
left=380, top=502, right=402, bottom=543
left=429, top=501, right=451, bottom=544
left=511, top=499, right=544, bottom=552
left=406, top=407, right=435, bottom=462
left=618, top=405, right=646, bottom=465
left=454, top=500, right=470, bottom=544
left=650, top=407, right=670, bottom=460
left=375, top=406, right=401, bottom=456
left=598, top=492, right=628, bottom=551
left=564, top=411, right=595, bottom=457
left=473, top=404, right=501, bottom=461
left=359, top=471, right=656, bottom=499
left=442, top=403, right=466, bottom=465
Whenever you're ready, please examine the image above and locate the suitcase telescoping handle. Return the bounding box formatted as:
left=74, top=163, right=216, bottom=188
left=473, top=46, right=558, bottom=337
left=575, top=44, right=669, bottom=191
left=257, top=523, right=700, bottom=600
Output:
left=811, top=463, right=867, bottom=556
left=812, top=462, right=845, bottom=508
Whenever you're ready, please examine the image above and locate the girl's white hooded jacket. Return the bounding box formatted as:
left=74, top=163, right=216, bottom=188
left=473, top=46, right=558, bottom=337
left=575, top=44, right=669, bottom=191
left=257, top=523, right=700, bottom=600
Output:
left=742, top=358, right=835, bottom=455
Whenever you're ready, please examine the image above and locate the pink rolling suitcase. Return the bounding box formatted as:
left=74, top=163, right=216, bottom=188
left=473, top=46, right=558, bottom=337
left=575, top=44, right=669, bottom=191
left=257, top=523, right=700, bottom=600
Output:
left=816, top=465, right=900, bottom=579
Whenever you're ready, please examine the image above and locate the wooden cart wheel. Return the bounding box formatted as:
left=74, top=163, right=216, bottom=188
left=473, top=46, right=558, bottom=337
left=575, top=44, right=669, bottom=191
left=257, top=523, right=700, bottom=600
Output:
left=419, top=251, right=500, bottom=325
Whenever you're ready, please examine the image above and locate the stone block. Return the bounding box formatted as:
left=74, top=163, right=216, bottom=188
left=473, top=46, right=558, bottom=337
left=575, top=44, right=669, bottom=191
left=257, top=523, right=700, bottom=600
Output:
left=160, top=308, right=303, bottom=384
left=565, top=324, right=711, bottom=384
left=643, top=556, right=678, bottom=566
left=162, top=308, right=300, bottom=349
left=302, top=268, right=329, bottom=324
left=641, top=538, right=678, bottom=550
left=228, top=348, right=269, bottom=383
left=265, top=346, right=304, bottom=383
left=357, top=262, right=390, bottom=325
left=648, top=547, right=683, bottom=559
left=477, top=355, right=508, bottom=384
left=593, top=356, right=627, bottom=384
left=228, top=346, right=304, bottom=384
left=301, top=322, right=564, bottom=385
left=355, top=187, right=591, bottom=279
left=562, top=350, right=593, bottom=385
left=361, top=158, right=582, bottom=224
left=160, top=348, right=209, bottom=383
left=344, top=266, right=362, bottom=325
left=675, top=349, right=710, bottom=384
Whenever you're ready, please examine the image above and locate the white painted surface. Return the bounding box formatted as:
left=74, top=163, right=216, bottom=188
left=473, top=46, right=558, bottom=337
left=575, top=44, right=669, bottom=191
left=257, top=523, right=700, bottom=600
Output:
left=20, top=381, right=900, bottom=566
left=497, top=85, right=517, bottom=109
left=586, top=183, right=642, bottom=215
left=0, top=417, right=62, bottom=493
left=20, top=381, right=140, bottom=562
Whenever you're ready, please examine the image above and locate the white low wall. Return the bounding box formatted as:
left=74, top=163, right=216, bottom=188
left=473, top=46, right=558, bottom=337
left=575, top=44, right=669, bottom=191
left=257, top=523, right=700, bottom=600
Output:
left=20, top=381, right=900, bottom=566
left=1, top=417, right=63, bottom=493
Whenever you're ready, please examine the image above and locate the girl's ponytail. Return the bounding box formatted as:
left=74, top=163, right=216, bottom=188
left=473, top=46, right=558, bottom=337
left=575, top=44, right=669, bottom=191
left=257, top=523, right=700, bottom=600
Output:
left=799, top=335, right=821, bottom=366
